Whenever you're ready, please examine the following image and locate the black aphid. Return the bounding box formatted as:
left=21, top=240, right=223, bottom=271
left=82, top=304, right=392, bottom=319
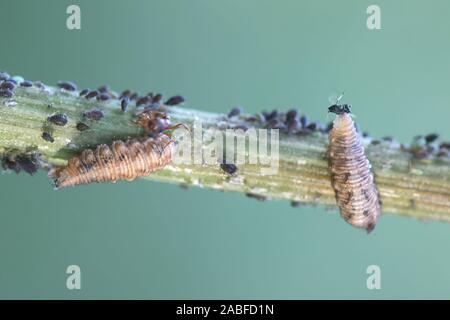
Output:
left=165, top=95, right=185, bottom=106
left=286, top=109, right=298, bottom=122
left=371, top=140, right=381, bottom=145
left=263, top=110, right=277, bottom=121
left=129, top=92, right=139, bottom=100
left=47, top=113, right=68, bottom=126
left=79, top=88, right=89, bottom=96
left=98, top=85, right=109, bottom=93
left=228, top=106, right=242, bottom=118
left=57, top=81, right=77, bottom=91
left=306, top=122, right=318, bottom=131
left=300, top=115, right=308, bottom=128
left=121, top=97, right=129, bottom=112
left=425, top=133, right=439, bottom=144
left=152, top=93, right=162, bottom=103
left=290, top=201, right=301, bottom=207
left=15, top=155, right=39, bottom=175
left=2, top=154, right=40, bottom=175
left=245, top=193, right=267, bottom=201
left=85, top=90, right=98, bottom=99
left=0, top=89, right=13, bottom=98
left=20, top=80, right=33, bottom=87
left=83, top=108, right=104, bottom=121
left=136, top=96, right=150, bottom=106
left=97, top=93, right=110, bottom=101
left=0, top=80, right=15, bottom=90
left=220, top=163, right=238, bottom=175
left=120, top=90, right=131, bottom=98
left=42, top=132, right=54, bottom=143
left=76, top=122, right=90, bottom=131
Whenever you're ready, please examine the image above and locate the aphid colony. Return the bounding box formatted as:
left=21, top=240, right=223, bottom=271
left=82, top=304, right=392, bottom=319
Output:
left=1, top=72, right=449, bottom=232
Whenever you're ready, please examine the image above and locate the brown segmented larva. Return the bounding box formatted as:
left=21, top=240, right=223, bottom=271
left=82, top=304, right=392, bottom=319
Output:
left=51, top=111, right=183, bottom=189
left=51, top=134, right=176, bottom=188
left=328, top=104, right=381, bottom=233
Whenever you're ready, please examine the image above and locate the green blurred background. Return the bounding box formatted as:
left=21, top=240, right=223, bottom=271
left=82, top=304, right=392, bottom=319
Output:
left=1, top=0, right=449, bottom=299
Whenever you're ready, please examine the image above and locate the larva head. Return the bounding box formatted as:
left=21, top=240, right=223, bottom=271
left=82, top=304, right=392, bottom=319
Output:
left=136, top=110, right=171, bottom=134
left=328, top=104, right=351, bottom=115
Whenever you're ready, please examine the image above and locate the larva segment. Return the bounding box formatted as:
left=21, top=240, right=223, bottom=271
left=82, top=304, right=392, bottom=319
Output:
left=328, top=111, right=381, bottom=232
left=51, top=134, right=175, bottom=188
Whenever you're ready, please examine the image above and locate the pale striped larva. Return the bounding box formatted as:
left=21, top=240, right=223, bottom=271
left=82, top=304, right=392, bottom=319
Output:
left=328, top=104, right=381, bottom=232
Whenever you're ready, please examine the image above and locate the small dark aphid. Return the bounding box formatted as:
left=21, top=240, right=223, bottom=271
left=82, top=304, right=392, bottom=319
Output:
left=363, top=132, right=370, bottom=138
left=47, top=113, right=68, bottom=126
left=0, top=72, right=10, bottom=80
left=20, top=80, right=33, bottom=87
left=0, top=80, right=15, bottom=90
left=120, top=97, right=129, bottom=112
left=2, top=157, right=21, bottom=173
left=165, top=95, right=185, bottom=106
left=228, top=106, right=242, bottom=118
left=300, top=115, right=308, bottom=128
left=371, top=139, right=381, bottom=145
left=382, top=136, right=393, bottom=142
left=440, top=142, right=450, bottom=150
left=2, top=153, right=40, bottom=175
left=97, top=93, right=110, bottom=101
left=425, top=133, right=439, bottom=144
left=85, top=90, right=98, bottom=99
left=290, top=201, right=301, bottom=207
left=263, top=110, right=277, bottom=121
left=220, top=163, right=237, bottom=175
left=129, top=92, right=139, bottom=100
left=98, top=85, right=109, bottom=93
left=120, top=89, right=131, bottom=98
left=245, top=193, right=267, bottom=201
left=84, top=108, right=104, bottom=121
left=76, top=122, right=90, bottom=131
left=57, top=81, right=77, bottom=91
left=0, top=89, right=13, bottom=98
left=306, top=122, right=318, bottom=131
left=42, top=131, right=54, bottom=143
left=136, top=96, right=150, bottom=106
left=152, top=93, right=163, bottom=103
left=79, top=88, right=89, bottom=96
left=286, top=109, right=298, bottom=122
left=328, top=104, right=351, bottom=115
left=16, top=155, right=40, bottom=175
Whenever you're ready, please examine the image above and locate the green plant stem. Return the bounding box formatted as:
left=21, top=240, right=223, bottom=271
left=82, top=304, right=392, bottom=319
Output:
left=1, top=85, right=450, bottom=222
